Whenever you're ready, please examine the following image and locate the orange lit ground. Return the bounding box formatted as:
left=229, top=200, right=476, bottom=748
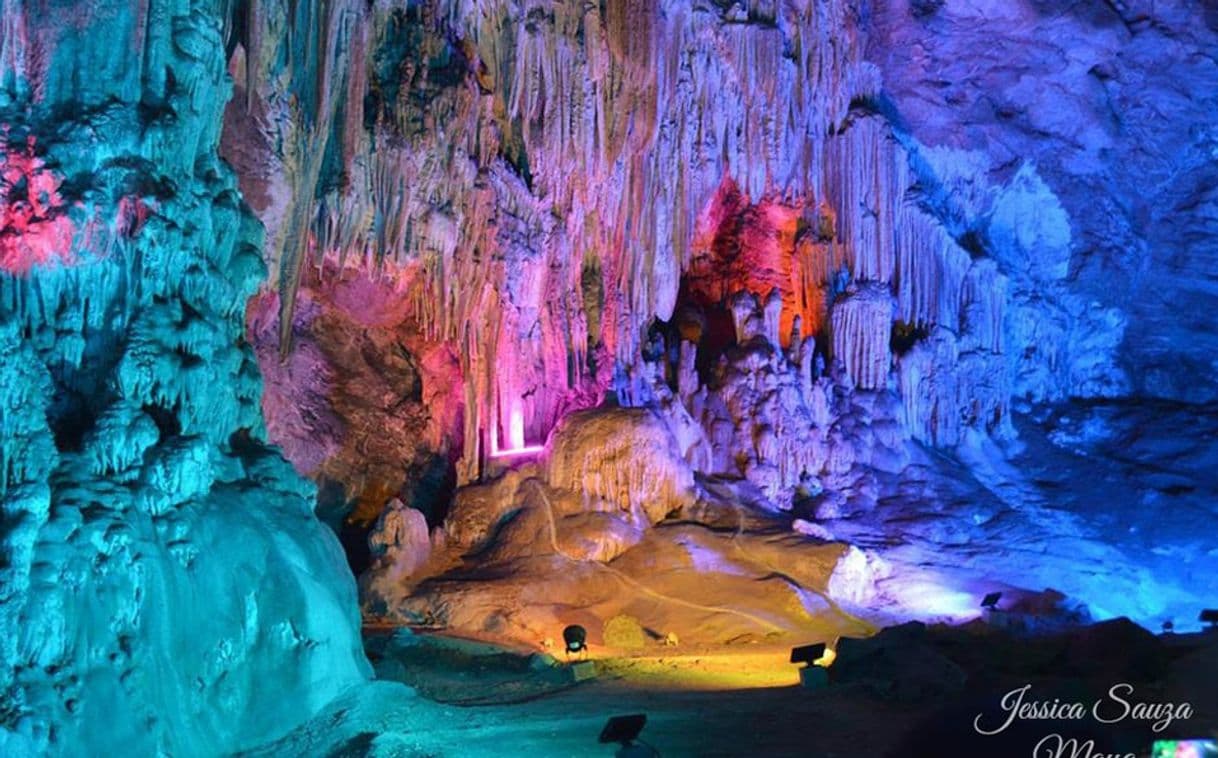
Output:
left=594, top=649, right=805, bottom=691
left=251, top=634, right=928, bottom=757
left=363, top=626, right=822, bottom=701
left=247, top=624, right=1218, bottom=758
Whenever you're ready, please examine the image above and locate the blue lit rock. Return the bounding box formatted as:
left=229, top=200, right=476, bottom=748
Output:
left=0, top=3, right=368, bottom=755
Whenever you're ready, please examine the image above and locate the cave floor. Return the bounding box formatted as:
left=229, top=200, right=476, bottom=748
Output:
left=383, top=400, right=1218, bottom=653
left=361, top=633, right=926, bottom=757
left=240, top=665, right=922, bottom=758
left=242, top=624, right=1218, bottom=758
left=242, top=399, right=1218, bottom=757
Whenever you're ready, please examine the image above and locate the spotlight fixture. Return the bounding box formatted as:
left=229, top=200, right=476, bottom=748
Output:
left=981, top=591, right=1003, bottom=610
left=790, top=642, right=831, bottom=689
left=599, top=714, right=659, bottom=757
left=789, top=643, right=827, bottom=665
left=1200, top=609, right=1218, bottom=629
left=563, top=624, right=588, bottom=658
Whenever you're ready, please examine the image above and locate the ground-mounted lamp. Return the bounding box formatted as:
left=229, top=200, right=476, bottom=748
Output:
left=978, top=591, right=1008, bottom=630
left=790, top=642, right=831, bottom=689
left=980, top=591, right=1003, bottom=611
left=1201, top=609, right=1218, bottom=630
left=790, top=642, right=827, bottom=665
left=563, top=624, right=588, bottom=658
left=562, top=625, right=597, bottom=682
left=599, top=714, right=659, bottom=757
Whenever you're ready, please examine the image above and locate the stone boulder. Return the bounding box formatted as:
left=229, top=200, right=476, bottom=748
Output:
left=545, top=407, right=697, bottom=527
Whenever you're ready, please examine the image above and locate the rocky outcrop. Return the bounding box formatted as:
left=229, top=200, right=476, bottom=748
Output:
left=0, top=3, right=368, bottom=755
left=869, top=0, right=1218, bottom=401
left=221, top=0, right=1108, bottom=531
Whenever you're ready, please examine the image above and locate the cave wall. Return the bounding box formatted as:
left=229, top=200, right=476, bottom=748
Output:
left=225, top=0, right=885, bottom=493
left=2, top=0, right=1214, bottom=750
left=869, top=0, right=1218, bottom=402
left=222, top=0, right=1174, bottom=518
left=0, top=2, right=368, bottom=754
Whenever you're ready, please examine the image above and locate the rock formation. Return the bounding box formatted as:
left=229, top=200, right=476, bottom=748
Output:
left=2, top=0, right=1216, bottom=753
left=0, top=3, right=368, bottom=755
left=223, top=0, right=1087, bottom=516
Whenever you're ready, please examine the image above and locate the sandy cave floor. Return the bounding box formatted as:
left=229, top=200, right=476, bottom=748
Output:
left=241, top=401, right=1218, bottom=757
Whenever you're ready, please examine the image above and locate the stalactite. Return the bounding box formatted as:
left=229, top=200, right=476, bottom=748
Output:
left=960, top=259, right=1006, bottom=355
left=230, top=0, right=1023, bottom=482
left=897, top=327, right=960, bottom=447
left=823, top=115, right=903, bottom=285
left=895, top=207, right=971, bottom=330
left=830, top=284, right=893, bottom=391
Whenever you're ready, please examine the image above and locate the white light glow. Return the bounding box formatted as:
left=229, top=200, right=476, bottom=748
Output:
left=489, top=397, right=543, bottom=458
left=508, top=401, right=526, bottom=450
left=489, top=444, right=545, bottom=459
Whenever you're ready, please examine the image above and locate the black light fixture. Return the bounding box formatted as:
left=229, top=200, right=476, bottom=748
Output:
left=563, top=624, right=588, bottom=658
left=599, top=714, right=659, bottom=757
left=789, top=643, right=827, bottom=666
left=981, top=591, right=1003, bottom=610
left=790, top=642, right=832, bottom=690
left=1200, top=609, right=1218, bottom=629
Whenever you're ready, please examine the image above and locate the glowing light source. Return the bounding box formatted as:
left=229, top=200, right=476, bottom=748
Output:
left=488, top=394, right=544, bottom=458
left=790, top=643, right=834, bottom=690
left=489, top=444, right=545, bottom=458
left=508, top=400, right=525, bottom=450
left=815, top=646, right=837, bottom=667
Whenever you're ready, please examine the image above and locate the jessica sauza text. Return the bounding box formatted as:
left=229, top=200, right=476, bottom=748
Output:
left=973, top=683, right=1194, bottom=758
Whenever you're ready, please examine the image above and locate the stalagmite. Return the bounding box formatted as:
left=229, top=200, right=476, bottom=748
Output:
left=730, top=291, right=761, bottom=344
left=763, top=288, right=783, bottom=347
left=546, top=408, right=696, bottom=527
left=677, top=339, right=699, bottom=403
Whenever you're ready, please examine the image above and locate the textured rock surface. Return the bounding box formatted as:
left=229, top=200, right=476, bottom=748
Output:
left=217, top=0, right=1207, bottom=538
left=223, top=0, right=1034, bottom=511
left=869, top=0, right=1218, bottom=401
left=3, top=0, right=1217, bottom=753
left=0, top=3, right=368, bottom=755
left=209, top=0, right=1216, bottom=644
